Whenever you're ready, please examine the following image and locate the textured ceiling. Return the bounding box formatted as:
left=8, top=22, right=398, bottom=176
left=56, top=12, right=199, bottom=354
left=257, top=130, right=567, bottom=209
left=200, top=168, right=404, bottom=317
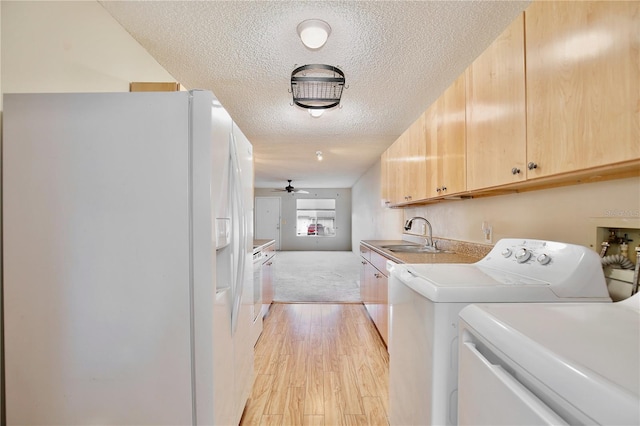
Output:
left=100, top=0, right=530, bottom=190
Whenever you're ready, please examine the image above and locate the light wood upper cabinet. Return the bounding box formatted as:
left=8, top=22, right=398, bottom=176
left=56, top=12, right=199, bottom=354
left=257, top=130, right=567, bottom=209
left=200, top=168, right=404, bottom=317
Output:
left=525, top=1, right=640, bottom=178
left=405, top=112, right=429, bottom=202
left=380, top=149, right=391, bottom=206
left=426, top=73, right=467, bottom=198
left=382, top=75, right=465, bottom=205
left=383, top=113, right=429, bottom=205
left=380, top=1, right=638, bottom=206
left=424, top=103, right=439, bottom=198
left=466, top=13, right=526, bottom=190
left=385, top=134, right=406, bottom=205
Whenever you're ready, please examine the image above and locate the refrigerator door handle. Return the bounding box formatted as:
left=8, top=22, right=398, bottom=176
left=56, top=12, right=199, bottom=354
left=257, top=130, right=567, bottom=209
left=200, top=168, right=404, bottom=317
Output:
left=229, top=133, right=246, bottom=335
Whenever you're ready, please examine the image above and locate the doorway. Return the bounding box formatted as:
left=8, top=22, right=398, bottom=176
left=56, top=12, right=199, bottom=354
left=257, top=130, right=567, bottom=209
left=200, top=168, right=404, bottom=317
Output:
left=255, top=197, right=281, bottom=250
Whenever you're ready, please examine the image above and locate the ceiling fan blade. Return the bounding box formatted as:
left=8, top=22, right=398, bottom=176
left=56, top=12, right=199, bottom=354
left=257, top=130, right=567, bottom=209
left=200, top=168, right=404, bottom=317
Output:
left=293, top=189, right=309, bottom=194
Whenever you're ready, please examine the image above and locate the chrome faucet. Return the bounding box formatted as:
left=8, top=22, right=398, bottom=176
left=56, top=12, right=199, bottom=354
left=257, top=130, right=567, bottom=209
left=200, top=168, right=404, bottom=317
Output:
left=404, top=216, right=434, bottom=248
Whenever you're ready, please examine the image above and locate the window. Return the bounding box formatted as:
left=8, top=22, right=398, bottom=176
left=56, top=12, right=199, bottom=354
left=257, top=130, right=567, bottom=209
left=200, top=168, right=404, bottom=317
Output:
left=296, top=199, right=336, bottom=237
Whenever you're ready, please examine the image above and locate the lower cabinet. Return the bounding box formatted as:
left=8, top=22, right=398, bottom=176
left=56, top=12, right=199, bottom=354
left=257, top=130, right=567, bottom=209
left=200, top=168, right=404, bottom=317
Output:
left=261, top=243, right=276, bottom=317
left=360, top=244, right=389, bottom=346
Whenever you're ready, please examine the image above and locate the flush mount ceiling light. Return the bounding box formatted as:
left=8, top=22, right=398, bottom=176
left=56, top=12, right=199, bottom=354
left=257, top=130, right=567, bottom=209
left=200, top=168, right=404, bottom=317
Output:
left=316, top=151, right=323, bottom=161
left=297, top=19, right=331, bottom=49
left=309, top=109, right=324, bottom=118
left=290, top=64, right=346, bottom=112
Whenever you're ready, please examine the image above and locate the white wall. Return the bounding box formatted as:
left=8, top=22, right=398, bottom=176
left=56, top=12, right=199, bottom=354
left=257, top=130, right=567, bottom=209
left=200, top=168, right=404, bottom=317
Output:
left=404, top=176, right=640, bottom=249
left=0, top=2, right=180, bottom=420
left=1, top=1, right=177, bottom=94
left=255, top=188, right=352, bottom=251
left=352, top=158, right=403, bottom=254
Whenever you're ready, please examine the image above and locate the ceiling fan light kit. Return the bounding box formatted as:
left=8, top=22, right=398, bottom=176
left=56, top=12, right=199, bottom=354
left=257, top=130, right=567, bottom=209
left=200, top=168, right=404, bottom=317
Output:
left=290, top=64, right=345, bottom=111
left=297, top=19, right=331, bottom=49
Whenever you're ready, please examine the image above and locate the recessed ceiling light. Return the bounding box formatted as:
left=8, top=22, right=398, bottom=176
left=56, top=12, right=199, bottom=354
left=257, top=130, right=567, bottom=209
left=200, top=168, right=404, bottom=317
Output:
left=297, top=19, right=331, bottom=50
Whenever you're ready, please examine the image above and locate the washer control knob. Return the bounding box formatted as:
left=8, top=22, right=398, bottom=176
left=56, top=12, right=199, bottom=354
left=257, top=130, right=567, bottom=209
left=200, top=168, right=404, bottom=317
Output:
left=501, top=248, right=512, bottom=258
left=515, top=248, right=531, bottom=263
left=537, top=253, right=551, bottom=265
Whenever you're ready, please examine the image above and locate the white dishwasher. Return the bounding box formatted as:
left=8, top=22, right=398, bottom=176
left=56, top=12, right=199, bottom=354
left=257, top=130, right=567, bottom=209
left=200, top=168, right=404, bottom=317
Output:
left=458, top=293, right=640, bottom=425
left=388, top=239, right=611, bottom=426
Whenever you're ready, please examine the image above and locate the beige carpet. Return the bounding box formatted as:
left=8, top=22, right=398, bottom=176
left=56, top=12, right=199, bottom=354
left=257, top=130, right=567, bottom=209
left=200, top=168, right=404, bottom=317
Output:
left=273, top=251, right=362, bottom=303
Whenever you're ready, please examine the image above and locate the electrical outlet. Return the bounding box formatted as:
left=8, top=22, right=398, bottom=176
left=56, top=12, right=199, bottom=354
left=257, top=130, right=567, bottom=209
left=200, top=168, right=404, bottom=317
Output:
left=482, top=221, right=493, bottom=243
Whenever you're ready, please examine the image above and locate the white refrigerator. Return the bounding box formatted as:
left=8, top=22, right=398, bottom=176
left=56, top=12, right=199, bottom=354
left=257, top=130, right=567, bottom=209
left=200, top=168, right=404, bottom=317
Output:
left=2, top=90, right=255, bottom=425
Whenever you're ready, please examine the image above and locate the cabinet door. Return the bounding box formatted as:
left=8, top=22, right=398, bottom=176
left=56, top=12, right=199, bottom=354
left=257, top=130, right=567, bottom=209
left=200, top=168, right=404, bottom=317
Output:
left=361, top=261, right=377, bottom=321
left=359, top=244, right=371, bottom=262
left=386, top=138, right=406, bottom=205
left=466, top=13, right=526, bottom=190
left=405, top=112, right=429, bottom=203
left=426, top=73, right=467, bottom=198
left=359, top=246, right=374, bottom=318
left=360, top=255, right=368, bottom=305
left=384, top=114, right=429, bottom=205
left=437, top=73, right=467, bottom=196
left=380, top=149, right=391, bottom=206
left=262, top=256, right=274, bottom=309
left=424, top=103, right=439, bottom=198
left=525, top=1, right=640, bottom=178
left=375, top=272, right=389, bottom=346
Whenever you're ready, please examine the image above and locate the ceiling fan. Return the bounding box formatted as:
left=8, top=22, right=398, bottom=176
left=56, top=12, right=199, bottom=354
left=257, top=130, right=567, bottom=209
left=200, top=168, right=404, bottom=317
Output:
left=273, top=180, right=309, bottom=194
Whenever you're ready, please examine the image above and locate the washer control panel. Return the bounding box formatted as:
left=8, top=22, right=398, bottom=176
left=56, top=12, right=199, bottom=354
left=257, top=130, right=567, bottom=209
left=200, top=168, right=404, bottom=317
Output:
left=499, top=243, right=556, bottom=265
left=477, top=238, right=607, bottom=291
left=497, top=240, right=554, bottom=265
left=477, top=239, right=609, bottom=299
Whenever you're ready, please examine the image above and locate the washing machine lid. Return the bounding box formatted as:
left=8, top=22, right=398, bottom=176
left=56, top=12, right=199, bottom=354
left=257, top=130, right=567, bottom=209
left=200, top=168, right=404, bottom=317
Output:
left=405, top=263, right=550, bottom=286
left=460, top=297, right=640, bottom=425
left=394, top=263, right=576, bottom=303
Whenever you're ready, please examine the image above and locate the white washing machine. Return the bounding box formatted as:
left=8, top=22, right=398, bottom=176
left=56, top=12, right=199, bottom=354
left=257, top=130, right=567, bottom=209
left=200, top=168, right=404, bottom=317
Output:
left=388, top=238, right=612, bottom=426
left=458, top=292, right=640, bottom=425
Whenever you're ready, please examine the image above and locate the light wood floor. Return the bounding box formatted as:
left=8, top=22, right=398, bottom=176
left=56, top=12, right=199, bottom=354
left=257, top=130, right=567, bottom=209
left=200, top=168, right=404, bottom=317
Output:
left=240, top=303, right=390, bottom=426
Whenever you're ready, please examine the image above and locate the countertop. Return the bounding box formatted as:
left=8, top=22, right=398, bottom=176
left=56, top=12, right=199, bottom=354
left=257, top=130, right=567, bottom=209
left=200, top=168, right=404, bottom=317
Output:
left=253, top=239, right=275, bottom=253
left=361, top=240, right=481, bottom=264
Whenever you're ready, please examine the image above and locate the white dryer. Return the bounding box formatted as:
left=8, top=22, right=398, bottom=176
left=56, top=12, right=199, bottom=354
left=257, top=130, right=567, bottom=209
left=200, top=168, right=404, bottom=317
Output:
left=458, top=293, right=640, bottom=425
left=388, top=239, right=611, bottom=426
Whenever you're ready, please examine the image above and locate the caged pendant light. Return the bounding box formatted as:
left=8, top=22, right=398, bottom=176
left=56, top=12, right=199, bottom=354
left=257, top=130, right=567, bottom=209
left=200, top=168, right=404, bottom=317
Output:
left=290, top=64, right=346, bottom=113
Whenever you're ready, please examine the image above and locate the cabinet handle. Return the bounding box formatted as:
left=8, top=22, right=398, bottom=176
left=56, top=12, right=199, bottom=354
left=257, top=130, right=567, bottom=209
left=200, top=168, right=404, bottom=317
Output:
left=436, top=187, right=441, bottom=193
left=266, top=262, right=272, bottom=266
left=441, top=186, right=447, bottom=192
left=374, top=273, right=382, bottom=279
left=511, top=167, right=521, bottom=175
left=361, top=261, right=367, bottom=265
left=528, top=162, right=538, bottom=170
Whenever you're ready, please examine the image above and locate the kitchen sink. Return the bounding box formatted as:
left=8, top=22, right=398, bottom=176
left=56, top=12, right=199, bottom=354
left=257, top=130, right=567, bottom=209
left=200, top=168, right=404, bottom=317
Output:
left=380, top=244, right=454, bottom=254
